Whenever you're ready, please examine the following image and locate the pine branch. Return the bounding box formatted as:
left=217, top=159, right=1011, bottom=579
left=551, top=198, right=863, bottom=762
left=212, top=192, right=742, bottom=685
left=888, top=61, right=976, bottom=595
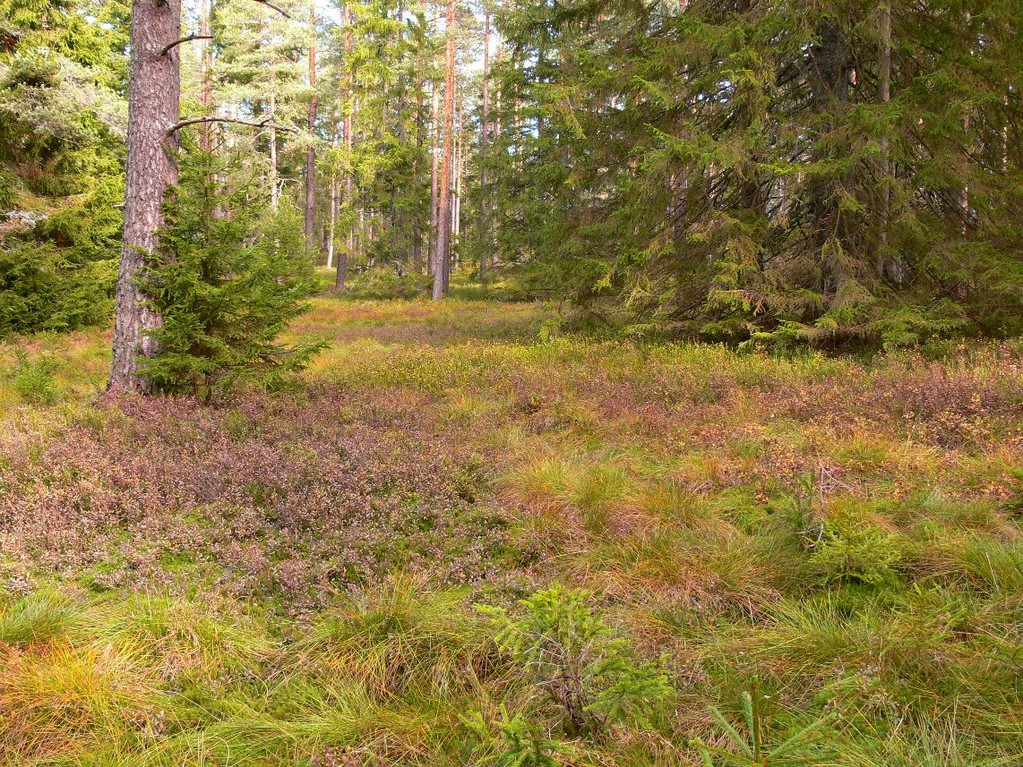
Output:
left=166, top=116, right=297, bottom=137
left=160, top=34, right=213, bottom=56
left=246, top=0, right=291, bottom=18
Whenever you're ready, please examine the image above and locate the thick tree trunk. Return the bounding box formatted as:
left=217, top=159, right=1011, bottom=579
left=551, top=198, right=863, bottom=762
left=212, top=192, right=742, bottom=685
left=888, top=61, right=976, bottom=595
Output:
left=304, top=0, right=317, bottom=248
left=109, top=0, right=181, bottom=393
left=432, top=0, right=456, bottom=300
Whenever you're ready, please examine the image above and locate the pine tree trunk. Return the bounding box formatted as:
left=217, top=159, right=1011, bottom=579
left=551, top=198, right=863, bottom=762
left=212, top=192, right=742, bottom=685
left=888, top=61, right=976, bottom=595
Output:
left=327, top=168, right=337, bottom=269
left=478, top=12, right=490, bottom=279
left=109, top=0, right=181, bottom=393
left=269, top=119, right=279, bottom=209
left=877, top=0, right=898, bottom=282
left=429, top=83, right=440, bottom=277
left=432, top=0, right=456, bottom=300
left=199, top=0, right=213, bottom=152
left=268, top=29, right=279, bottom=211
left=412, top=73, right=425, bottom=271
left=453, top=112, right=462, bottom=256
left=491, top=42, right=501, bottom=271
left=304, top=0, right=317, bottom=249
left=336, top=5, right=353, bottom=290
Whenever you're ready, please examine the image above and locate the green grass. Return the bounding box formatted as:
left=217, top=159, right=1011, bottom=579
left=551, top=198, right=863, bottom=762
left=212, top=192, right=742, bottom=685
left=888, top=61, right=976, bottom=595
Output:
left=0, top=292, right=1020, bottom=765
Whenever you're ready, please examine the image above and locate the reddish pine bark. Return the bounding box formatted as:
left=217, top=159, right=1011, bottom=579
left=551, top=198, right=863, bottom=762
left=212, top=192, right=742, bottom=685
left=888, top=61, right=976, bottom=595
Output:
left=109, top=0, right=182, bottom=393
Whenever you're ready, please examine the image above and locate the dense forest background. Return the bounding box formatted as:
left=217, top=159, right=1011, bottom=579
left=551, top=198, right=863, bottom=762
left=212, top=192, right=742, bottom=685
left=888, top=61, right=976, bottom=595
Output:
left=1, top=0, right=1020, bottom=349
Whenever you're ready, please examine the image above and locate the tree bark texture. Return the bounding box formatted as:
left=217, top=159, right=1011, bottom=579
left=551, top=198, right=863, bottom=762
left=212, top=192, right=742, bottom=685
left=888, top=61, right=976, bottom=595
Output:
left=109, top=0, right=181, bottom=393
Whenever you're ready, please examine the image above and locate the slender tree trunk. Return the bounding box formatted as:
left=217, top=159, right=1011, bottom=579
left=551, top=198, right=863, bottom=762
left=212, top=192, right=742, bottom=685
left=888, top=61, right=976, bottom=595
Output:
left=327, top=167, right=337, bottom=268
left=412, top=72, right=425, bottom=271
left=494, top=45, right=502, bottom=141
left=268, top=74, right=279, bottom=210
left=491, top=41, right=501, bottom=271
left=875, top=0, right=900, bottom=286
left=304, top=0, right=317, bottom=248
left=453, top=108, right=461, bottom=251
left=336, top=5, right=353, bottom=290
left=432, top=0, right=456, bottom=300
left=109, top=0, right=181, bottom=393
left=479, top=12, right=490, bottom=279
left=199, top=0, right=213, bottom=153
left=429, top=82, right=440, bottom=277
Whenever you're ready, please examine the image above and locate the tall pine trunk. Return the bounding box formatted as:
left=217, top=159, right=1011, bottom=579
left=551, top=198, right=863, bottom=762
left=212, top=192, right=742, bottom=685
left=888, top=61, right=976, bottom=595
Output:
left=336, top=5, right=353, bottom=290
left=428, top=83, right=440, bottom=276
left=432, top=0, right=456, bottom=300
left=412, top=71, right=425, bottom=271
left=199, top=0, right=213, bottom=153
left=268, top=19, right=279, bottom=211
left=478, top=12, right=490, bottom=279
left=304, top=0, right=317, bottom=249
left=327, top=166, right=338, bottom=269
left=109, top=0, right=181, bottom=393
left=877, top=0, right=898, bottom=282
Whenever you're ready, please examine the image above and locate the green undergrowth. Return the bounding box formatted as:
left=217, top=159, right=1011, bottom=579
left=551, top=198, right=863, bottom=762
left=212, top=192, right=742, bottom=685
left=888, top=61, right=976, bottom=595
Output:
left=0, top=295, right=1020, bottom=764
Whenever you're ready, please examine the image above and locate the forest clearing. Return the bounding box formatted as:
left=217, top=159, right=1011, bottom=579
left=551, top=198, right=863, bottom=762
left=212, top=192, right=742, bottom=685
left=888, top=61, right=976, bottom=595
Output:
left=1, top=290, right=1021, bottom=765
left=3, top=0, right=1023, bottom=762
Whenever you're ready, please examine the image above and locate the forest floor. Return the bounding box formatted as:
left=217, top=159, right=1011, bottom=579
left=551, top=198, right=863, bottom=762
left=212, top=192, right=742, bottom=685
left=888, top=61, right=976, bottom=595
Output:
left=0, top=288, right=1021, bottom=766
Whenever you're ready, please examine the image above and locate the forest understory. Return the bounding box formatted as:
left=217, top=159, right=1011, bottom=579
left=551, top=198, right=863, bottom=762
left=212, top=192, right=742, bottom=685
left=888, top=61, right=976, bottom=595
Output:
left=0, top=286, right=1021, bottom=766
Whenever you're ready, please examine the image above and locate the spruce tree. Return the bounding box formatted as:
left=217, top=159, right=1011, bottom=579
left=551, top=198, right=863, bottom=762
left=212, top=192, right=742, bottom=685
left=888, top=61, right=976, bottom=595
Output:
left=140, top=148, right=322, bottom=400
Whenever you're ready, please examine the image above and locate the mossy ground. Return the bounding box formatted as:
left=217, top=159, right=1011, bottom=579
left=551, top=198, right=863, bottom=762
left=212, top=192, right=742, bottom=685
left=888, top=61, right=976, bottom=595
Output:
left=0, top=282, right=1021, bottom=765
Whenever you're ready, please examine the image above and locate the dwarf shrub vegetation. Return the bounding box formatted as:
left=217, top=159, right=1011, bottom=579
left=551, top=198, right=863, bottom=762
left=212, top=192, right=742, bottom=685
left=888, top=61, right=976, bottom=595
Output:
left=0, top=301, right=1021, bottom=765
